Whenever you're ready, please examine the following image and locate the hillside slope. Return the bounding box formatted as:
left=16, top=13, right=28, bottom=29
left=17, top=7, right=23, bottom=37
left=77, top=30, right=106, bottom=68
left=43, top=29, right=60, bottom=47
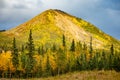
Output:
left=1, top=9, right=120, bottom=49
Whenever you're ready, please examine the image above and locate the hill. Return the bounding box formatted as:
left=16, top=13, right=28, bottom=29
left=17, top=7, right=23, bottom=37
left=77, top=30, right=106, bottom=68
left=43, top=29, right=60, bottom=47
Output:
left=0, top=9, right=120, bottom=49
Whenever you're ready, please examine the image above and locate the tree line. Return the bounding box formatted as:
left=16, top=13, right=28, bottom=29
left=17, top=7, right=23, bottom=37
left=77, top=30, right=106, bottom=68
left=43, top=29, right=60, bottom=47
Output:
left=0, top=30, right=120, bottom=78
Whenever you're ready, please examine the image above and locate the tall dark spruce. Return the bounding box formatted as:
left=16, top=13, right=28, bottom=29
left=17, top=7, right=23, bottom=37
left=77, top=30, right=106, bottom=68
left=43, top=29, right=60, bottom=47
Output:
left=110, top=44, right=114, bottom=55
left=12, top=37, right=19, bottom=69
left=70, top=39, right=75, bottom=52
left=27, top=29, right=35, bottom=73
left=28, top=29, right=34, bottom=57
left=63, top=34, right=66, bottom=47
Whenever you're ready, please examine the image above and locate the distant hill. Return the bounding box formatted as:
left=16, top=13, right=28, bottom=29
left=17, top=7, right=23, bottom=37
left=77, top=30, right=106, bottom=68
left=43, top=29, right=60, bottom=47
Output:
left=0, top=9, right=120, bottom=49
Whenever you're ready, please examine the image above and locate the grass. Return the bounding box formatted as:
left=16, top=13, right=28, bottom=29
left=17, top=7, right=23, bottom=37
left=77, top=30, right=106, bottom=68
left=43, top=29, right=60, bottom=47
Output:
left=1, top=70, right=120, bottom=80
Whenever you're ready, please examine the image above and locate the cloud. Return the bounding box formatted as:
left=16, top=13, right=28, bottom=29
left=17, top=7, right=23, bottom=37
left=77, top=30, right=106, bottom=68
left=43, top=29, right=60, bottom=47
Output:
left=0, top=0, right=43, bottom=26
left=0, top=0, right=120, bottom=39
left=0, top=0, right=42, bottom=9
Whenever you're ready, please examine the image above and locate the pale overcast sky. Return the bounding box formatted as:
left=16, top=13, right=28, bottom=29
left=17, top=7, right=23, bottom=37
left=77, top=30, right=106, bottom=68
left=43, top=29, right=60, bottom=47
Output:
left=0, top=0, right=120, bottom=39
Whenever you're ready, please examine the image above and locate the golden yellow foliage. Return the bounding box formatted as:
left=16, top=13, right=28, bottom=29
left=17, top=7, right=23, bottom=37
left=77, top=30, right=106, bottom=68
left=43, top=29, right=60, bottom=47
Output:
left=41, top=54, right=47, bottom=71
left=49, top=53, right=57, bottom=71
left=0, top=51, right=15, bottom=72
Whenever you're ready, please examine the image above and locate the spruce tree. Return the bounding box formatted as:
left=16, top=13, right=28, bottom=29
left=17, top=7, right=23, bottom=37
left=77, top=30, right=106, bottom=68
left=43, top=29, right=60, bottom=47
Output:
left=27, top=29, right=35, bottom=74
left=63, top=34, right=66, bottom=47
left=110, top=44, right=114, bottom=55
left=28, top=29, right=34, bottom=57
left=12, top=37, right=19, bottom=70
left=107, top=44, right=114, bottom=70
left=21, top=45, right=24, bottom=52
left=89, top=36, right=93, bottom=57
left=70, top=39, right=75, bottom=52
left=41, top=45, right=44, bottom=55
left=52, top=43, right=57, bottom=52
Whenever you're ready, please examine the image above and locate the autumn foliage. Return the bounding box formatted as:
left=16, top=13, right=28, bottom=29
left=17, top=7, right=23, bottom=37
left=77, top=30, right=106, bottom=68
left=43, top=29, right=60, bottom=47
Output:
left=0, top=30, right=120, bottom=78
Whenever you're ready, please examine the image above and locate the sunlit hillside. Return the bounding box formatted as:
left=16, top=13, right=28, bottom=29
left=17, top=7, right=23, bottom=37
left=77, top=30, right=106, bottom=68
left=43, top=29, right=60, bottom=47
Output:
left=0, top=9, right=120, bottom=49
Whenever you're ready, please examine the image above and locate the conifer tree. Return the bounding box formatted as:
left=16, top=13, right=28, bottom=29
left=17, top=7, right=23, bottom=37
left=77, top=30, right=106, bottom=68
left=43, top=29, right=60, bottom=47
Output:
left=12, top=37, right=19, bottom=70
left=52, top=43, right=56, bottom=52
left=63, top=34, right=66, bottom=47
left=110, top=44, right=114, bottom=55
left=41, top=45, right=44, bottom=55
left=70, top=39, right=75, bottom=52
left=89, top=36, right=93, bottom=58
left=28, top=29, right=34, bottom=57
left=27, top=29, right=35, bottom=74
left=21, top=45, right=24, bottom=52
